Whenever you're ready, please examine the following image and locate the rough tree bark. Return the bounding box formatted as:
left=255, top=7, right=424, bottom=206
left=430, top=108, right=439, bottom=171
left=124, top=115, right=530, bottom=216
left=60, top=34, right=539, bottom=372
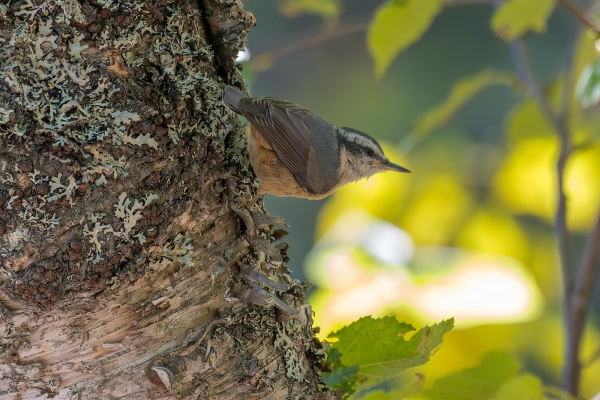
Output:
left=0, top=0, right=336, bottom=398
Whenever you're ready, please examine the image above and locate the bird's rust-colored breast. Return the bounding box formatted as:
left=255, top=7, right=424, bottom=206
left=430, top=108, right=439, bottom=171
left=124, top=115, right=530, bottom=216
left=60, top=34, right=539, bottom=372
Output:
left=248, top=126, right=334, bottom=199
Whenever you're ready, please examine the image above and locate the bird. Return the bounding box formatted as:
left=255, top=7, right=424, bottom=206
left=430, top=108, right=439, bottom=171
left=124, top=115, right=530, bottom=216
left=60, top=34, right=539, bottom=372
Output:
left=222, top=86, right=410, bottom=199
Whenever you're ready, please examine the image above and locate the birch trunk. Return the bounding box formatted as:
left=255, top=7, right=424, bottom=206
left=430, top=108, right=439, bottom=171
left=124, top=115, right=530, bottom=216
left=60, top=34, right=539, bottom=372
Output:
left=0, top=0, right=335, bottom=398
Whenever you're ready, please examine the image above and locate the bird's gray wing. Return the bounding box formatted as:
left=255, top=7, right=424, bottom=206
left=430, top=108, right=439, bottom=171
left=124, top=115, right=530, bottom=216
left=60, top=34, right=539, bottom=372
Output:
left=237, top=97, right=335, bottom=194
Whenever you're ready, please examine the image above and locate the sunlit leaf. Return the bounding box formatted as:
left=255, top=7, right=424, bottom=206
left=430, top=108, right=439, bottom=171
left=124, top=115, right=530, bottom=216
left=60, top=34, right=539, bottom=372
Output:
left=490, top=0, right=556, bottom=41
left=414, top=70, right=516, bottom=137
left=326, top=316, right=453, bottom=395
left=495, top=137, right=600, bottom=231
left=493, top=138, right=556, bottom=223
left=565, top=144, right=600, bottom=231
left=420, top=351, right=520, bottom=400
left=495, top=374, right=544, bottom=400
left=506, top=99, right=555, bottom=141
left=575, top=57, right=600, bottom=108
left=543, top=386, right=580, bottom=400
left=368, top=0, right=445, bottom=79
left=362, top=375, right=424, bottom=399
left=279, top=0, right=341, bottom=21
left=456, top=208, right=529, bottom=262
left=400, top=174, right=474, bottom=246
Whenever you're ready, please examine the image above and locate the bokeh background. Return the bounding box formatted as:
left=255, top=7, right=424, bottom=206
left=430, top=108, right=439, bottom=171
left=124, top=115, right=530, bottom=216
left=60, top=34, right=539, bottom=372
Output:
left=240, top=0, right=600, bottom=397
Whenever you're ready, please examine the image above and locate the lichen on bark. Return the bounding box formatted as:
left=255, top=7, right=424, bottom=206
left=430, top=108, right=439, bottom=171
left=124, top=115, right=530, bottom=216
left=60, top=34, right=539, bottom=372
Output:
left=0, top=0, right=337, bottom=398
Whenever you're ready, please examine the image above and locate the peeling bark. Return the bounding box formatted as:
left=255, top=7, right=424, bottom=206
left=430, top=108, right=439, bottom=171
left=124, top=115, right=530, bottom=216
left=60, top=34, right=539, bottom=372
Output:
left=0, top=0, right=336, bottom=398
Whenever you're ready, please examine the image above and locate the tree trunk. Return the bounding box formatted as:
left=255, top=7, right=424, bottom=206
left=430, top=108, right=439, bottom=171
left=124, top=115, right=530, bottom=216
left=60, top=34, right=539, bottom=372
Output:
left=0, top=1, right=335, bottom=398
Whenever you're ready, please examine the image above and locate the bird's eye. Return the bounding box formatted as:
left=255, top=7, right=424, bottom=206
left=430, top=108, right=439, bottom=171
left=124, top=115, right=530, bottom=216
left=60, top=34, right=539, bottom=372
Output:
left=366, top=149, right=374, bottom=157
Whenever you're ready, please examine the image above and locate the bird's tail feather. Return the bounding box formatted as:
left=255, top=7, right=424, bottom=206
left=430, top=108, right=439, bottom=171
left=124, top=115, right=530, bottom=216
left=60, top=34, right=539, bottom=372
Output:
left=223, top=86, right=247, bottom=114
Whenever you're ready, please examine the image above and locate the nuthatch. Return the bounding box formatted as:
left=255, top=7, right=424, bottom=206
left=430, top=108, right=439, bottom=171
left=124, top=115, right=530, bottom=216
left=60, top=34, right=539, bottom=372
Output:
left=223, top=86, right=410, bottom=199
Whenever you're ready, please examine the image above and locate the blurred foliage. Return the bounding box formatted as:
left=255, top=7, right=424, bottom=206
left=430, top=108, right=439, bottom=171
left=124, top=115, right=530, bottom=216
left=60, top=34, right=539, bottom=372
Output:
left=415, top=351, right=573, bottom=400
left=490, top=0, right=556, bottom=41
left=418, top=352, right=521, bottom=399
left=323, top=316, right=453, bottom=398
left=413, top=70, right=517, bottom=138
left=243, top=0, right=600, bottom=398
left=368, top=0, right=445, bottom=79
left=279, top=0, right=341, bottom=23
left=576, top=57, right=600, bottom=108
left=367, top=0, right=556, bottom=79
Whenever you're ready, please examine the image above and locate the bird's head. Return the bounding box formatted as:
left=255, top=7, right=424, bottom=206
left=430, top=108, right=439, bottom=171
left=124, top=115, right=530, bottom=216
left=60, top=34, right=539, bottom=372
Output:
left=338, top=127, right=410, bottom=184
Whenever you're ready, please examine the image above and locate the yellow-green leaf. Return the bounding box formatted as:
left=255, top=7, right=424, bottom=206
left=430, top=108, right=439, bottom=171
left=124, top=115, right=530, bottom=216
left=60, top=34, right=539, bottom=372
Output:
left=413, top=70, right=516, bottom=137
left=279, top=0, right=341, bottom=21
left=368, top=0, right=445, bottom=79
left=491, top=0, right=556, bottom=41
left=506, top=98, right=556, bottom=141
left=421, top=352, right=520, bottom=399
left=495, top=374, right=544, bottom=400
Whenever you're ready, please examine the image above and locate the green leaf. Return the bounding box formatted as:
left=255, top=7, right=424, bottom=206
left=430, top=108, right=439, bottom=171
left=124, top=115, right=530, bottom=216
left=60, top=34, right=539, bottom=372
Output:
left=491, top=0, right=556, bottom=41
left=506, top=98, right=556, bottom=141
left=576, top=58, right=600, bottom=108
left=368, top=0, right=445, bottom=79
left=543, top=386, right=579, bottom=400
left=279, top=0, right=341, bottom=21
left=322, top=348, right=360, bottom=395
left=327, top=316, right=454, bottom=393
left=495, top=374, right=544, bottom=400
left=420, top=351, right=520, bottom=400
left=413, top=70, right=516, bottom=137
left=361, top=375, right=424, bottom=399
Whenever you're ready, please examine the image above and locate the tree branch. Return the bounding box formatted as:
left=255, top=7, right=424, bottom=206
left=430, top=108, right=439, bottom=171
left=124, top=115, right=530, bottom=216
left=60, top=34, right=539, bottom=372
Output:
left=506, top=39, right=574, bottom=297
left=505, top=33, right=591, bottom=396
left=558, top=0, right=600, bottom=33
left=249, top=14, right=371, bottom=73
left=564, top=207, right=600, bottom=392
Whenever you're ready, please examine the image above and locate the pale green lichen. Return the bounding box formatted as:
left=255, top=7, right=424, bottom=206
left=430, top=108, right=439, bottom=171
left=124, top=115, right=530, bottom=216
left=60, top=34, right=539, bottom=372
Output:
left=18, top=206, right=60, bottom=231
left=274, top=325, right=307, bottom=382
left=113, top=192, right=158, bottom=239
left=88, top=147, right=128, bottom=179
left=69, top=35, right=89, bottom=61
left=1, top=0, right=232, bottom=268
left=121, top=132, right=159, bottom=149
left=111, top=111, right=141, bottom=126
left=83, top=213, right=115, bottom=252
left=0, top=107, right=14, bottom=123
left=149, top=232, right=195, bottom=271
left=47, top=173, right=77, bottom=205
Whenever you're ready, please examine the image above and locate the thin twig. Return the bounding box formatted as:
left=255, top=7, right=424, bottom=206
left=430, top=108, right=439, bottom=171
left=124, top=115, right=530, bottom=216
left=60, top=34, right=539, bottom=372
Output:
left=507, top=2, right=600, bottom=394
left=558, top=22, right=587, bottom=395
left=564, top=207, right=600, bottom=391
left=249, top=15, right=371, bottom=73
left=504, top=26, right=584, bottom=398
left=559, top=0, right=600, bottom=33
left=507, top=39, right=574, bottom=298
left=558, top=24, right=582, bottom=121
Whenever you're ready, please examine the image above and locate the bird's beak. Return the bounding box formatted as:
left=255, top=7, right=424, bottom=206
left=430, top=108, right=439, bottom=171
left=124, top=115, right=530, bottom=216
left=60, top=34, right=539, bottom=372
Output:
left=383, top=160, right=411, bottom=173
